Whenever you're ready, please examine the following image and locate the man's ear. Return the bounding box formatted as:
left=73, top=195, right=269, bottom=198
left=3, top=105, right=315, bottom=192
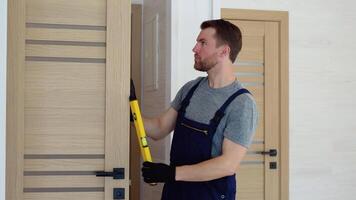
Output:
left=221, top=45, right=230, bottom=58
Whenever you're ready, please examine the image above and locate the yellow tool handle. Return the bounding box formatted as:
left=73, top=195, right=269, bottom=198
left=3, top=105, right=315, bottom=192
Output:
left=130, top=99, right=152, bottom=162
left=130, top=99, right=157, bottom=186
left=130, top=79, right=156, bottom=186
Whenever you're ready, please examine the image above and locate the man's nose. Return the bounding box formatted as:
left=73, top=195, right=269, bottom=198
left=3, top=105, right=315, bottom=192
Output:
left=192, top=44, right=199, bottom=53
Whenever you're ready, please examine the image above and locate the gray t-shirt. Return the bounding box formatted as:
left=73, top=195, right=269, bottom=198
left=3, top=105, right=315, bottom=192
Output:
left=171, top=77, right=258, bottom=157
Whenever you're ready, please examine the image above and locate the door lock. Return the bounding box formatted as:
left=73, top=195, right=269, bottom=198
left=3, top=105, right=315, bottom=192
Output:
left=113, top=188, right=125, bottom=199
left=270, top=162, right=277, bottom=169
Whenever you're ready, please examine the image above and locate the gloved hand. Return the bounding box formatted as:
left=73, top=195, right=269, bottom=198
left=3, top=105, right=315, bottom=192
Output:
left=142, top=161, right=176, bottom=183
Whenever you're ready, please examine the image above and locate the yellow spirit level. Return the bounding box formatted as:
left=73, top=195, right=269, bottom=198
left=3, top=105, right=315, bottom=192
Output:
left=130, top=80, right=157, bottom=186
left=130, top=101, right=153, bottom=162
left=129, top=79, right=153, bottom=162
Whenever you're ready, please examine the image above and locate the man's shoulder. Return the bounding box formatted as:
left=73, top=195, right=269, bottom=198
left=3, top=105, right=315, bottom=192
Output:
left=181, top=76, right=206, bottom=91
left=228, top=87, right=257, bottom=112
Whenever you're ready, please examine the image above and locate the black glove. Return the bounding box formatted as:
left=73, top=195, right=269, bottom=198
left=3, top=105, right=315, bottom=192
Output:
left=142, top=161, right=176, bottom=183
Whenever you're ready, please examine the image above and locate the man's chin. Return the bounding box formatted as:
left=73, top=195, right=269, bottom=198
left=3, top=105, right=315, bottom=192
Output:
left=194, top=66, right=207, bottom=72
left=194, top=64, right=201, bottom=71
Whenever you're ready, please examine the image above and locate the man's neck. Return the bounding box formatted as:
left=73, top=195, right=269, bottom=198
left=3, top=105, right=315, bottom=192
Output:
left=206, top=63, right=236, bottom=88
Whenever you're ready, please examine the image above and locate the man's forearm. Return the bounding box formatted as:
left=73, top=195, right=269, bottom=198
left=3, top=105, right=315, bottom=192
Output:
left=142, top=117, right=165, bottom=140
left=141, top=107, right=178, bottom=140
left=175, top=155, right=238, bottom=182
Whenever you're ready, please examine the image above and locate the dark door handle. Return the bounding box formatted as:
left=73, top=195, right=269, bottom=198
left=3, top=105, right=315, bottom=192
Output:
left=95, top=168, right=124, bottom=179
left=259, top=149, right=277, bottom=157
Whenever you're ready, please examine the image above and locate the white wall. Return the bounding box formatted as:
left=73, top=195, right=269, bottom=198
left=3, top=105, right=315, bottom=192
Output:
left=0, top=0, right=7, bottom=199
left=221, top=1, right=356, bottom=200
left=132, top=0, right=143, bottom=4
left=170, top=0, right=216, bottom=97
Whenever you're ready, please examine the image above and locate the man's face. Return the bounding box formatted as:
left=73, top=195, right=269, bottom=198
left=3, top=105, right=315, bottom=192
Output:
left=192, top=27, right=222, bottom=72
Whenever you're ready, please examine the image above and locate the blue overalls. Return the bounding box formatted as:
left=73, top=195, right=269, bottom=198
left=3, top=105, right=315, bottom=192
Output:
left=162, top=79, right=250, bottom=200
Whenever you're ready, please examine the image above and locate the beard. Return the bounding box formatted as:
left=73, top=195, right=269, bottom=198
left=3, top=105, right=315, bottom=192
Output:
left=194, top=54, right=218, bottom=72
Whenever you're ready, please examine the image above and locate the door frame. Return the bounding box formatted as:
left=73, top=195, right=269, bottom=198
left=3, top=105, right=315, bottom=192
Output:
left=222, top=8, right=289, bottom=200
left=130, top=4, right=142, bottom=200
left=6, top=0, right=26, bottom=199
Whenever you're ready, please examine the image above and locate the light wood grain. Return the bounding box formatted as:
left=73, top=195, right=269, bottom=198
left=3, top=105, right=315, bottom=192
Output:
left=237, top=165, right=264, bottom=200
left=8, top=0, right=132, bottom=199
left=105, top=0, right=131, bottom=199
left=243, top=153, right=264, bottom=162
left=25, top=108, right=104, bottom=136
left=25, top=134, right=104, bottom=154
left=238, top=76, right=264, bottom=84
left=229, top=20, right=265, bottom=36
left=279, top=12, right=289, bottom=200
left=25, top=62, right=105, bottom=108
left=24, top=176, right=104, bottom=188
left=264, top=21, right=280, bottom=200
left=24, top=192, right=104, bottom=200
left=248, top=143, right=264, bottom=152
left=234, top=66, right=264, bottom=73
left=26, top=28, right=106, bottom=43
left=237, top=36, right=264, bottom=62
left=26, top=0, right=106, bottom=26
left=222, top=8, right=289, bottom=22
left=6, top=0, right=26, bottom=200
left=26, top=44, right=106, bottom=59
left=24, top=159, right=104, bottom=171
left=222, top=8, right=289, bottom=200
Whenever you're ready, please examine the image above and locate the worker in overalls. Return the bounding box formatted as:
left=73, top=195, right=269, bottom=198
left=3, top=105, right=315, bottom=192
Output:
left=141, top=19, right=258, bottom=200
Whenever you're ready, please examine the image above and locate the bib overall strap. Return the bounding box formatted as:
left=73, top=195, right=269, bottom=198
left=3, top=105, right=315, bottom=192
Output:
left=209, top=88, right=251, bottom=135
left=179, top=78, right=204, bottom=114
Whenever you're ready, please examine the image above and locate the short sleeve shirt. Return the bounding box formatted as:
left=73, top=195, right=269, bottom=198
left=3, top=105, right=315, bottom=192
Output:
left=171, top=77, right=258, bottom=157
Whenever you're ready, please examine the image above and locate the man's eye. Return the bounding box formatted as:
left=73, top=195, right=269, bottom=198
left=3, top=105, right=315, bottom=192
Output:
left=201, top=41, right=207, bottom=45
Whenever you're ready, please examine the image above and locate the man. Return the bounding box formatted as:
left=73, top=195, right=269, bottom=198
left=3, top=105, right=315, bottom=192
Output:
left=141, top=19, right=258, bottom=200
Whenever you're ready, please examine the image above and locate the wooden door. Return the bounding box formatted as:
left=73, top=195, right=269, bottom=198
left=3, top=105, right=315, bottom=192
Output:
left=222, top=9, right=289, bottom=200
left=6, top=0, right=131, bottom=200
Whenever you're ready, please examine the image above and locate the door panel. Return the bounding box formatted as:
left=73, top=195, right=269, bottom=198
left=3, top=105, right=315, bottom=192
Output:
left=24, top=159, right=104, bottom=171
left=26, top=45, right=106, bottom=58
left=26, top=28, right=106, bottom=42
left=6, top=0, right=131, bottom=199
left=238, top=165, right=264, bottom=200
left=24, top=176, right=104, bottom=187
left=234, top=19, right=279, bottom=200
left=25, top=62, right=105, bottom=108
left=26, top=0, right=106, bottom=26
left=222, top=9, right=289, bottom=200
left=24, top=192, right=104, bottom=200
left=24, top=1, right=108, bottom=195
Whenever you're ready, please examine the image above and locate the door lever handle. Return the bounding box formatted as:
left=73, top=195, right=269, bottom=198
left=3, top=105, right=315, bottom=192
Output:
left=95, top=168, right=124, bottom=179
left=259, top=149, right=277, bottom=157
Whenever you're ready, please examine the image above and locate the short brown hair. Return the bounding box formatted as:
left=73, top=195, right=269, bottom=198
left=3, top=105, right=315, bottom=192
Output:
left=201, top=19, right=242, bottom=63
